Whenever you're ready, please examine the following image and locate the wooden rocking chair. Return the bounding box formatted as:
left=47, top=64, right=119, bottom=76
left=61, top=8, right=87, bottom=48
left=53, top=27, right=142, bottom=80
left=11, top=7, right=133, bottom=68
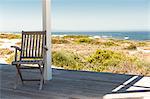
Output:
left=11, top=31, right=48, bottom=90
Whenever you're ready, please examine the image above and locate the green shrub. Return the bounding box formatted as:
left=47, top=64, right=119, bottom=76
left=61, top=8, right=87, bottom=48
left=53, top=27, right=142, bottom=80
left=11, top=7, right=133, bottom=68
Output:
left=76, top=38, right=93, bottom=44
left=52, top=51, right=84, bottom=70
left=52, top=38, right=70, bottom=44
left=137, top=42, right=147, bottom=47
left=103, top=41, right=119, bottom=46
left=91, top=40, right=103, bottom=45
left=85, top=49, right=150, bottom=75
left=124, top=44, right=137, bottom=50
left=6, top=49, right=150, bottom=76
left=86, top=50, right=123, bottom=71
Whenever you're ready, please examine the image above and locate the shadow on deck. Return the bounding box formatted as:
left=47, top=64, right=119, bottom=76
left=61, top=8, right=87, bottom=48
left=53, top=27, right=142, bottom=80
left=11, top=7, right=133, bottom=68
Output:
left=0, top=64, right=149, bottom=99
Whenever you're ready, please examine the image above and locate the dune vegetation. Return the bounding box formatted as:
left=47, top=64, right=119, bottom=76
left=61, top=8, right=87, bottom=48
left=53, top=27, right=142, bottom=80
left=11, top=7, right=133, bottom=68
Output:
left=0, top=48, right=13, bottom=55
left=1, top=33, right=150, bottom=76
left=0, top=33, right=21, bottom=39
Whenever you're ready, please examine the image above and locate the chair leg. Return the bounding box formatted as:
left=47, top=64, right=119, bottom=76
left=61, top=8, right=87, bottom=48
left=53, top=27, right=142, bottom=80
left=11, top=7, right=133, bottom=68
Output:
left=14, top=68, right=19, bottom=89
left=42, top=64, right=45, bottom=84
left=14, top=64, right=23, bottom=89
left=16, top=64, right=24, bottom=84
left=14, top=63, right=45, bottom=90
left=38, top=64, right=44, bottom=90
left=39, top=64, right=44, bottom=83
left=39, top=76, right=44, bottom=90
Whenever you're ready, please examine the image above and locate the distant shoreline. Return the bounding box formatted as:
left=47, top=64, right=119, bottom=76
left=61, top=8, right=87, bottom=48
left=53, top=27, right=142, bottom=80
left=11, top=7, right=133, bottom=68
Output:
left=1, top=31, right=150, bottom=41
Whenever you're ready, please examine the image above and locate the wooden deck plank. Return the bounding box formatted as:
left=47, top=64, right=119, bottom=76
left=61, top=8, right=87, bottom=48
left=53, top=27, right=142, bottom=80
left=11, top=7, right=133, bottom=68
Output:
left=0, top=64, right=134, bottom=99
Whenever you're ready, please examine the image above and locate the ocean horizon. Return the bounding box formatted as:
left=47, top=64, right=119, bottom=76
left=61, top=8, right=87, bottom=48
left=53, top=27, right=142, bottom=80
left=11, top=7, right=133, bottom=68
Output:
left=52, top=31, right=150, bottom=41
left=1, top=31, right=150, bottom=41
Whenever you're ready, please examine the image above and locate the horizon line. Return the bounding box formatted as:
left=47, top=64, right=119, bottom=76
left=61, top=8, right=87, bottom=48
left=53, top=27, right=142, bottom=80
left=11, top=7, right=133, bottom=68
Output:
left=0, top=30, right=150, bottom=33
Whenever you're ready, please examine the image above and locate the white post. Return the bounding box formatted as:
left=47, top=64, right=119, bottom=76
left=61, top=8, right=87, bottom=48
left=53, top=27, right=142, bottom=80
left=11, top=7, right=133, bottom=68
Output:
left=42, top=0, right=52, bottom=80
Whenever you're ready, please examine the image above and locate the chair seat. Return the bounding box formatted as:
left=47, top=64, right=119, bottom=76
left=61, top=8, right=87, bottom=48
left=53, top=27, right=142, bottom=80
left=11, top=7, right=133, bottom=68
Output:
left=12, top=60, right=44, bottom=65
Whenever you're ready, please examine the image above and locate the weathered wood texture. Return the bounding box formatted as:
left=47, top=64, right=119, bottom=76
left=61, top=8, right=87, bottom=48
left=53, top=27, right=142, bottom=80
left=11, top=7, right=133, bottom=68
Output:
left=21, top=31, right=46, bottom=59
left=11, top=31, right=47, bottom=90
left=0, top=64, right=134, bottom=99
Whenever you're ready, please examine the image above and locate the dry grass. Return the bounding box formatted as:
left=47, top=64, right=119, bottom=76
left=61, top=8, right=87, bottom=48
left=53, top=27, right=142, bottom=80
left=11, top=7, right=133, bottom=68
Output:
left=0, top=48, right=13, bottom=55
left=0, top=33, right=21, bottom=39
left=2, top=35, right=150, bottom=76
left=51, top=37, right=150, bottom=76
left=15, top=42, right=21, bottom=46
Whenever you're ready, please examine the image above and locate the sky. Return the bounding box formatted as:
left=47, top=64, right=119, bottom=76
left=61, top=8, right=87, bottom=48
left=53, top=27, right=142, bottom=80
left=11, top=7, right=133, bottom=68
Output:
left=0, top=0, right=149, bottom=32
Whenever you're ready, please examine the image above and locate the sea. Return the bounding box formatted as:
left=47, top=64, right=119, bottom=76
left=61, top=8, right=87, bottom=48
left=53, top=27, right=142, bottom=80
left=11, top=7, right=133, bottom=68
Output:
left=5, top=31, right=150, bottom=41
left=53, top=31, right=150, bottom=41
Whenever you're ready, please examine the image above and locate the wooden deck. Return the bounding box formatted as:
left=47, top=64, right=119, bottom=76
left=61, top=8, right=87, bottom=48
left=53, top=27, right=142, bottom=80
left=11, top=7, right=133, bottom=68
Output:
left=0, top=64, right=149, bottom=99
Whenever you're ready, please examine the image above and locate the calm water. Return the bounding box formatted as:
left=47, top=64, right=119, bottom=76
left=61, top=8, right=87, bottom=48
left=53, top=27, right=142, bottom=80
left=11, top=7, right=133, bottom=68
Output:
left=10, top=31, right=150, bottom=41
left=52, top=32, right=150, bottom=41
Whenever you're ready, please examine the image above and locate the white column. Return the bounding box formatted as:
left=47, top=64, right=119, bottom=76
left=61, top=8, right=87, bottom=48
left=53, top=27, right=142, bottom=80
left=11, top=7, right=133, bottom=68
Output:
left=42, top=0, right=52, bottom=80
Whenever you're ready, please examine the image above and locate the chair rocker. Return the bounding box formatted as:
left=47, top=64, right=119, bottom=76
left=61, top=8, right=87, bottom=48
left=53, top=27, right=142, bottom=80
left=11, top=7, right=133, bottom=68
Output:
left=11, top=31, right=48, bottom=90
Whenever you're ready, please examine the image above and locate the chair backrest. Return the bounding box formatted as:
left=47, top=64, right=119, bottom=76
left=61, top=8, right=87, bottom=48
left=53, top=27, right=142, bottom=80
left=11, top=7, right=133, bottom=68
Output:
left=20, top=31, right=46, bottom=59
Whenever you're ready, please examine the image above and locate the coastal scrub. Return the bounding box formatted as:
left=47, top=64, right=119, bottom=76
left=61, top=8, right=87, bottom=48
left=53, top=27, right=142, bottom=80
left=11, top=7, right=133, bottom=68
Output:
left=52, top=51, right=84, bottom=70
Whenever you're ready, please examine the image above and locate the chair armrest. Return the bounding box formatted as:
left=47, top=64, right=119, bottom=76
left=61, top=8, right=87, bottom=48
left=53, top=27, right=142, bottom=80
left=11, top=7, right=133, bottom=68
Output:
left=11, top=46, right=21, bottom=51
left=11, top=46, right=21, bottom=62
left=43, top=46, right=48, bottom=51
